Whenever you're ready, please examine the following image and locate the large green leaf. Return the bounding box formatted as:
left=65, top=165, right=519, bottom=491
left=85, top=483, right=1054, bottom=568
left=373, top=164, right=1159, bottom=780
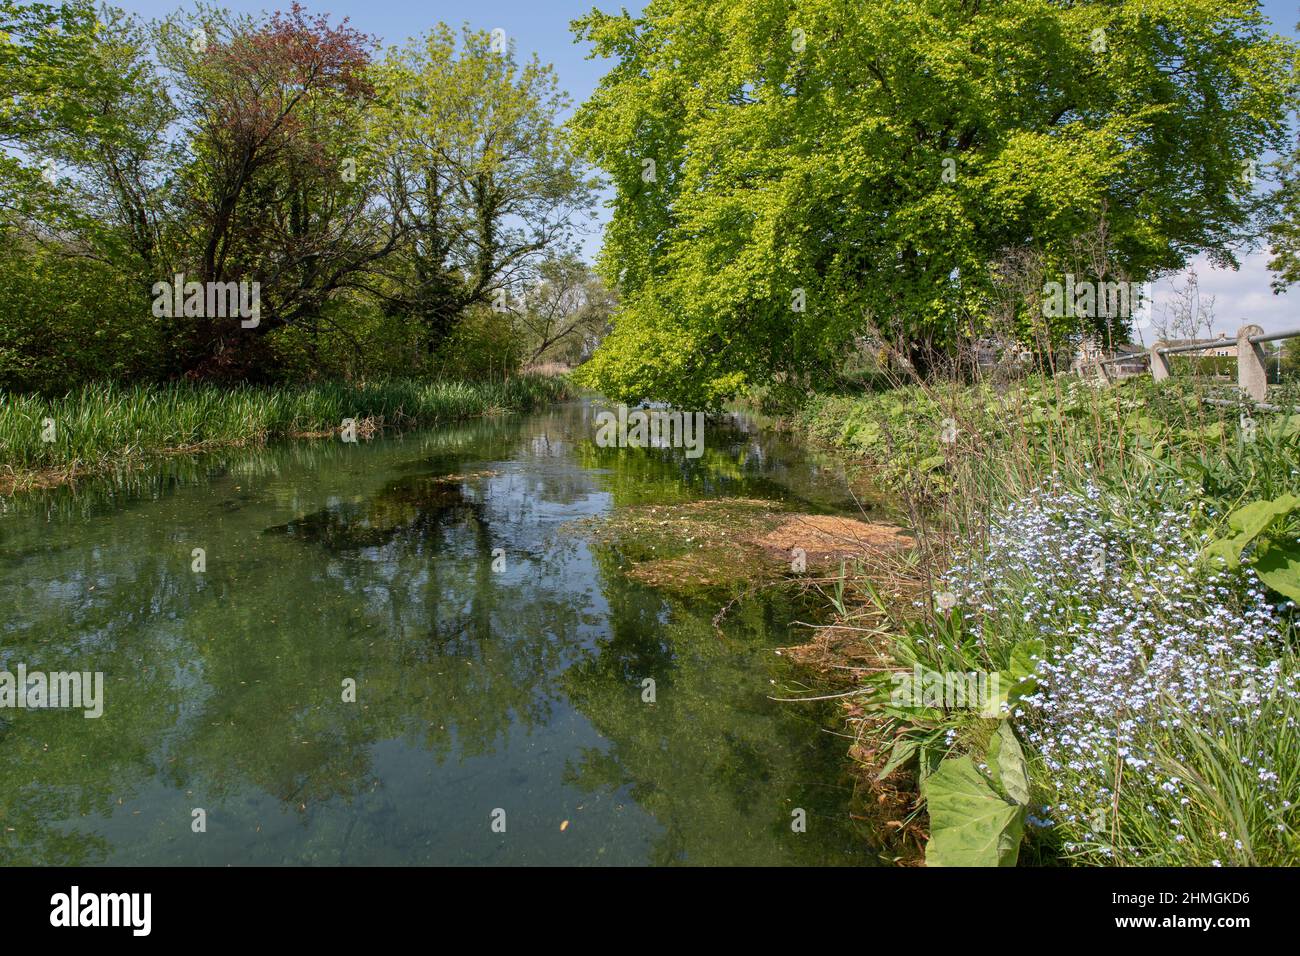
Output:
left=1273, top=415, right=1300, bottom=439
left=1008, top=640, right=1044, bottom=680
left=923, top=755, right=1026, bottom=867
left=985, top=721, right=1030, bottom=807
left=1256, top=541, right=1300, bottom=603
left=1204, top=495, right=1300, bottom=567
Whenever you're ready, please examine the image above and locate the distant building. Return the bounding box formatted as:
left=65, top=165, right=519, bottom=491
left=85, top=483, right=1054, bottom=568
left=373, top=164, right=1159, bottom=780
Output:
left=1071, top=338, right=1148, bottom=380
left=973, top=338, right=1033, bottom=370
left=1159, top=332, right=1237, bottom=358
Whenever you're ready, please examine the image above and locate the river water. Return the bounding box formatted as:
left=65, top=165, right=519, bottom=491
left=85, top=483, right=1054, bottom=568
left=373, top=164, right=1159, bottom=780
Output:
left=0, top=399, right=878, bottom=865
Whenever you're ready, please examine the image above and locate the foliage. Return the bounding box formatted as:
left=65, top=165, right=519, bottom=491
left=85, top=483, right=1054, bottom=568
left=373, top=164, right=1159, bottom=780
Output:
left=429, top=304, right=527, bottom=382
left=0, top=239, right=163, bottom=392
left=0, top=3, right=598, bottom=390
left=0, top=374, right=570, bottom=488
left=924, top=723, right=1029, bottom=867
left=514, top=256, right=615, bottom=366
left=795, top=370, right=1300, bottom=865
left=1266, top=19, right=1300, bottom=293
left=367, top=25, right=598, bottom=357
left=571, top=0, right=1294, bottom=406
left=1205, top=494, right=1300, bottom=601
left=0, top=0, right=129, bottom=211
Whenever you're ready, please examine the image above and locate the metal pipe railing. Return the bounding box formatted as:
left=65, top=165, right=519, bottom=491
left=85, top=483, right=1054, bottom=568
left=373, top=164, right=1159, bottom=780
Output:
left=1153, top=326, right=1300, bottom=356
left=1143, top=323, right=1298, bottom=402
left=1064, top=325, right=1296, bottom=402
left=1248, top=327, right=1300, bottom=346
left=1156, top=339, right=1233, bottom=356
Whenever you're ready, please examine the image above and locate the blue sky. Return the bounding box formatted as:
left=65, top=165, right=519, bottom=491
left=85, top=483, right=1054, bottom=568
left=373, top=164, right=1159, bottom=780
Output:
left=116, top=0, right=1300, bottom=335
left=119, top=0, right=632, bottom=110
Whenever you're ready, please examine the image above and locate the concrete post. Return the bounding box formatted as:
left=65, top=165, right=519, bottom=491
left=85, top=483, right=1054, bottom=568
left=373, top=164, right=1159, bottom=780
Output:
left=1149, top=344, right=1171, bottom=382
left=1237, top=324, right=1268, bottom=403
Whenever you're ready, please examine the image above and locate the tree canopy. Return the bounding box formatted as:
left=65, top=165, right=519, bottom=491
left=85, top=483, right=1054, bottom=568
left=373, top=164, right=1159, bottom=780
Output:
left=0, top=3, right=601, bottom=390
left=570, top=0, right=1295, bottom=407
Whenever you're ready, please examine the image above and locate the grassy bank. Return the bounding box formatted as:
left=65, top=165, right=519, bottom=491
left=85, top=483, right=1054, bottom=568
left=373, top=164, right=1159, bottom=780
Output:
left=0, top=375, right=571, bottom=494
left=786, top=375, right=1300, bottom=866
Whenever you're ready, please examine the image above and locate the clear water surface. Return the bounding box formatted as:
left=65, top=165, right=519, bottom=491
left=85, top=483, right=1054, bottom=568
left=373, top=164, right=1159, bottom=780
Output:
left=0, top=400, right=880, bottom=865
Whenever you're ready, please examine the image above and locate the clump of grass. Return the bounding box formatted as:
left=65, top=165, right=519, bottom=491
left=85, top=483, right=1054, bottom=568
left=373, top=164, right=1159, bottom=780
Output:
left=0, top=374, right=571, bottom=491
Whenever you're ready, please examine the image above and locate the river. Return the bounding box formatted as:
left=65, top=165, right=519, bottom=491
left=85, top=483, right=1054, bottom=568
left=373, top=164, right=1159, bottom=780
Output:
left=0, top=399, right=877, bottom=865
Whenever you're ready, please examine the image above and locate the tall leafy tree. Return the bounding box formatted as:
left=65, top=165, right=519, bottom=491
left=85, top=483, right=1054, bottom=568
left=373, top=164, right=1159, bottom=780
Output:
left=156, top=3, right=392, bottom=376
left=515, top=255, right=615, bottom=364
left=368, top=25, right=597, bottom=355
left=0, top=0, right=123, bottom=213
left=571, top=0, right=1295, bottom=406
left=1266, top=20, right=1300, bottom=294
left=0, top=2, right=174, bottom=389
left=1268, top=153, right=1300, bottom=291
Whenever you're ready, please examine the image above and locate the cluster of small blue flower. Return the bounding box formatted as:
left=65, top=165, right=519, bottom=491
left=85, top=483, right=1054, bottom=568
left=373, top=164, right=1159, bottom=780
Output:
left=942, top=480, right=1297, bottom=861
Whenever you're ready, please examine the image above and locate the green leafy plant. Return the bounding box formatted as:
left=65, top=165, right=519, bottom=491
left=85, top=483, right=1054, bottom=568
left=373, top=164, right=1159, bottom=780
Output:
left=1204, top=494, right=1300, bottom=601
left=924, top=722, right=1030, bottom=867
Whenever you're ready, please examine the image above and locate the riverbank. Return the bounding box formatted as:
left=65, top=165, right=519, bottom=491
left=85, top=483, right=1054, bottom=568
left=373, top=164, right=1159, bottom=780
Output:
left=779, top=375, right=1300, bottom=866
left=0, top=375, right=571, bottom=496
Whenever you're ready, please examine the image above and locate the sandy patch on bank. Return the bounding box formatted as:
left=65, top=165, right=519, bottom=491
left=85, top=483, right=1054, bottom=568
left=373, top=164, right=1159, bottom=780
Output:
left=755, top=515, right=912, bottom=562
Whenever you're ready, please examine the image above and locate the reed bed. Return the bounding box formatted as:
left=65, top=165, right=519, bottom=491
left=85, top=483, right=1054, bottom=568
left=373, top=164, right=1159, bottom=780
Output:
left=0, top=375, right=570, bottom=490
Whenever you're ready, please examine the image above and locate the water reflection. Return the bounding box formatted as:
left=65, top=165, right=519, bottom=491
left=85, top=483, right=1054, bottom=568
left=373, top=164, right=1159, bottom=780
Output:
left=0, top=401, right=873, bottom=865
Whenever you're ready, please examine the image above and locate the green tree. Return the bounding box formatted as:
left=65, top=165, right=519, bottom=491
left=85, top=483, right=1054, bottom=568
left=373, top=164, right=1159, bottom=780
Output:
left=0, top=2, right=170, bottom=391
left=571, top=0, right=1295, bottom=406
left=2, top=5, right=600, bottom=389
left=367, top=25, right=598, bottom=357
left=515, top=255, right=614, bottom=365
left=1268, top=151, right=1300, bottom=291
left=155, top=3, right=388, bottom=377
left=1264, top=19, right=1300, bottom=293
left=0, top=0, right=124, bottom=212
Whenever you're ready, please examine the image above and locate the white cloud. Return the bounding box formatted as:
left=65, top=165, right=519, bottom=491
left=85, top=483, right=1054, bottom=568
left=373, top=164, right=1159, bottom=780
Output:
left=1145, top=250, right=1297, bottom=342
